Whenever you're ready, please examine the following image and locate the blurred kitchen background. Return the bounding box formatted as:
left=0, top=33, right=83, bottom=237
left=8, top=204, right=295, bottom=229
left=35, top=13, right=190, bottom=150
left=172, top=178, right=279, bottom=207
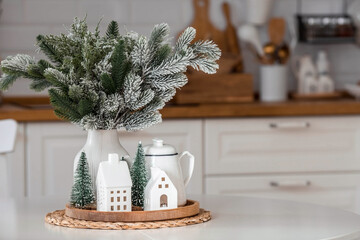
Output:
left=4, top=0, right=360, bottom=214
left=1, top=0, right=360, bottom=96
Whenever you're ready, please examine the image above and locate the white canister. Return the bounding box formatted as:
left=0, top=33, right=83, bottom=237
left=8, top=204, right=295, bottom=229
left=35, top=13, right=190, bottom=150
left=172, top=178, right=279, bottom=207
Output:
left=260, top=65, right=288, bottom=102
left=246, top=0, right=274, bottom=26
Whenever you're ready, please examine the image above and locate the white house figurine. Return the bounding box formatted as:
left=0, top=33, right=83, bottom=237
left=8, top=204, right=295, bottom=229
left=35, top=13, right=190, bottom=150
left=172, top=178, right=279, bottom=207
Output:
left=144, top=167, right=177, bottom=211
left=96, top=153, right=132, bottom=212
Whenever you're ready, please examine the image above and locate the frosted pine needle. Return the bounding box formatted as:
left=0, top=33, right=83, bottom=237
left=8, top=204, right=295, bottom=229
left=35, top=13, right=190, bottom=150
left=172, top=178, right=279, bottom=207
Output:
left=0, top=17, right=221, bottom=131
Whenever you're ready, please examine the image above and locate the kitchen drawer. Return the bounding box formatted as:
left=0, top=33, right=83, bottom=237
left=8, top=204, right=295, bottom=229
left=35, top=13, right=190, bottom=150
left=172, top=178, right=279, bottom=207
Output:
left=206, top=174, right=360, bottom=212
left=205, top=117, right=360, bottom=175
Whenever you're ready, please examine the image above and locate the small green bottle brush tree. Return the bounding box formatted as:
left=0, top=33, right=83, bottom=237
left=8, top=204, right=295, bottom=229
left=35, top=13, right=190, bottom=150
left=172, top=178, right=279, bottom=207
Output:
left=70, top=152, right=95, bottom=209
left=0, top=17, right=221, bottom=131
left=130, top=142, right=148, bottom=208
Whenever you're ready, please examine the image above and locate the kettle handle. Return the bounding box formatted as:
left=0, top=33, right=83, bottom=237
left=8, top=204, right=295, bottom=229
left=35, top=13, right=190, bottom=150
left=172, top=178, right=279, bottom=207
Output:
left=179, top=151, right=194, bottom=187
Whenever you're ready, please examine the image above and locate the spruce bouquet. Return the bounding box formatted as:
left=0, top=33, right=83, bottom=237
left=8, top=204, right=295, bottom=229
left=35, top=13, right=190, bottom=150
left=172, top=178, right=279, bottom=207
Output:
left=0, top=18, right=221, bottom=131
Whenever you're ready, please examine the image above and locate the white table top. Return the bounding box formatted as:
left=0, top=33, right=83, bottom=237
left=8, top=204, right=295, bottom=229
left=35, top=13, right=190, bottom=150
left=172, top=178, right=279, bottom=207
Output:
left=1, top=195, right=360, bottom=240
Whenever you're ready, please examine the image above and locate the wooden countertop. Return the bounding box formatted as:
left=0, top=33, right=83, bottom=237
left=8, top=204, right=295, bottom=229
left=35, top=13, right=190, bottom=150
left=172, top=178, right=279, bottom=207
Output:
left=1, top=96, right=360, bottom=122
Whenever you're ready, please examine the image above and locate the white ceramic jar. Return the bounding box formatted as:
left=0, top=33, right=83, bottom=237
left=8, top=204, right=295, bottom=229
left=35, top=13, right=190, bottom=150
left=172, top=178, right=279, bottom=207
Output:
left=260, top=65, right=288, bottom=102
left=246, top=0, right=274, bottom=26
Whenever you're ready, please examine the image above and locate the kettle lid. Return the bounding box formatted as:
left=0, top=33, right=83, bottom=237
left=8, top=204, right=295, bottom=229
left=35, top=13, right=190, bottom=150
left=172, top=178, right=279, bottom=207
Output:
left=143, top=138, right=178, bottom=156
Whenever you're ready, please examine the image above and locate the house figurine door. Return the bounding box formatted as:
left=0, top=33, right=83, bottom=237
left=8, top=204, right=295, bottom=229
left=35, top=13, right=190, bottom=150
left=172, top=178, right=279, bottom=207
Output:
left=160, top=194, right=168, bottom=207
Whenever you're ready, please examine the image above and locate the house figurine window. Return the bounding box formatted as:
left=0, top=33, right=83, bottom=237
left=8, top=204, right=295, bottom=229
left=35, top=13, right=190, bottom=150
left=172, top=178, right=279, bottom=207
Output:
left=161, top=177, right=165, bottom=181
left=123, top=190, right=126, bottom=193
left=111, top=197, right=114, bottom=202
left=111, top=206, right=114, bottom=211
left=165, top=184, right=169, bottom=188
left=158, top=184, right=162, bottom=188
left=117, top=197, right=120, bottom=202
left=117, top=205, right=120, bottom=210
left=111, top=191, right=114, bottom=194
left=124, top=205, right=127, bottom=210
left=117, top=191, right=120, bottom=194
left=123, top=196, right=127, bottom=201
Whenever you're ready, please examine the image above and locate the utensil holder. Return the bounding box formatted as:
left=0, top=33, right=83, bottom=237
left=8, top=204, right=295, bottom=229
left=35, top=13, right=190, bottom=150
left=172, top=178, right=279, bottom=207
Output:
left=260, top=65, right=288, bottom=102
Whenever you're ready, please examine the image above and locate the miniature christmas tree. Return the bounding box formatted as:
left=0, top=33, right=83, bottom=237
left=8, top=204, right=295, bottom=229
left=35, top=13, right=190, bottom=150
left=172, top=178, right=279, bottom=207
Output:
left=130, top=142, right=148, bottom=208
left=70, top=152, right=95, bottom=209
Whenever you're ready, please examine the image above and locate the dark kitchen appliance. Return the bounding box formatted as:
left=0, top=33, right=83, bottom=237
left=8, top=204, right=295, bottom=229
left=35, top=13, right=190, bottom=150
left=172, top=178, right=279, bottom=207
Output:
left=297, top=14, right=356, bottom=44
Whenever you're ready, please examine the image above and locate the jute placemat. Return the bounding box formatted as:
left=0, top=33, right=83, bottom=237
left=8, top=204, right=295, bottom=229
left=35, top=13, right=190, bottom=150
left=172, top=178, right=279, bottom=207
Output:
left=45, top=209, right=211, bottom=230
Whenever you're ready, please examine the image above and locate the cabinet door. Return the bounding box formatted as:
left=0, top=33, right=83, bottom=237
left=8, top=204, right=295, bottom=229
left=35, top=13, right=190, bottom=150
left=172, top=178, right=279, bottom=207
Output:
left=26, top=120, right=203, bottom=197
left=26, top=122, right=86, bottom=197
left=206, top=174, right=360, bottom=212
left=205, top=117, right=360, bottom=175
left=0, top=124, right=26, bottom=197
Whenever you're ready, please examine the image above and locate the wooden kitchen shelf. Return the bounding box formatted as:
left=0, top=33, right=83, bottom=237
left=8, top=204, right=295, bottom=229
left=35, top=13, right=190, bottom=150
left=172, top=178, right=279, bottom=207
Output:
left=2, top=96, right=360, bottom=122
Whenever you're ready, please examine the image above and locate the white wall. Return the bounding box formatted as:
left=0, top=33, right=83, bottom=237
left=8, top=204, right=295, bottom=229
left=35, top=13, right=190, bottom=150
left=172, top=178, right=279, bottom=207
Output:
left=0, top=0, right=358, bottom=96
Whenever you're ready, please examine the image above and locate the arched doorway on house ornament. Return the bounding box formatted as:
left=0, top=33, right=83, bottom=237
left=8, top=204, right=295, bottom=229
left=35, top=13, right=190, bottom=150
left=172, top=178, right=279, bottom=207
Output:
left=160, top=194, right=168, bottom=207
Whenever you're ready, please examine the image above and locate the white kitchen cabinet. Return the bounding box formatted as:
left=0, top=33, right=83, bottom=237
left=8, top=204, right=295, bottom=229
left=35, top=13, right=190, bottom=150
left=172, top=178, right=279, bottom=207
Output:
left=205, top=117, right=360, bottom=175
left=26, top=123, right=87, bottom=197
left=26, top=120, right=203, bottom=197
left=1, top=123, right=26, bottom=197
left=12, top=115, right=360, bottom=212
left=206, top=174, right=360, bottom=212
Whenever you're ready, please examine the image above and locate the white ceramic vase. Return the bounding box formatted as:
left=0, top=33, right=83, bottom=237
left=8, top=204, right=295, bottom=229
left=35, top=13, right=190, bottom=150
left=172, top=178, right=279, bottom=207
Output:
left=73, top=129, right=130, bottom=192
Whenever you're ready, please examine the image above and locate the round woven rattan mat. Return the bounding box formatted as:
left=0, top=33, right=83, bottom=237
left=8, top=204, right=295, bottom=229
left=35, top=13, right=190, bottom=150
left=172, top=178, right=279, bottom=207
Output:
left=45, top=209, right=211, bottom=230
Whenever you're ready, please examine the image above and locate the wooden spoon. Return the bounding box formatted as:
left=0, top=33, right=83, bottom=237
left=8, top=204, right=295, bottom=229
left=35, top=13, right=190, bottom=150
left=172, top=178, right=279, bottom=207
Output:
left=262, top=18, right=287, bottom=64
left=262, top=42, right=276, bottom=64
left=268, top=18, right=286, bottom=46
left=277, top=43, right=290, bottom=64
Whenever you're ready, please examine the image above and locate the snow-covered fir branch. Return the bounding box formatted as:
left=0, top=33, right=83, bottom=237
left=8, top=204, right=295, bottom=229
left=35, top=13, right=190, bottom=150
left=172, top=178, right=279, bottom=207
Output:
left=0, top=17, right=221, bottom=131
left=1, top=54, right=35, bottom=73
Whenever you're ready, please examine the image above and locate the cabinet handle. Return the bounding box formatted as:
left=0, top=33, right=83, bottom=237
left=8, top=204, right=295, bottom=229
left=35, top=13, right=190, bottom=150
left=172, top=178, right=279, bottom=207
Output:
left=270, top=180, right=311, bottom=188
left=269, top=122, right=310, bottom=129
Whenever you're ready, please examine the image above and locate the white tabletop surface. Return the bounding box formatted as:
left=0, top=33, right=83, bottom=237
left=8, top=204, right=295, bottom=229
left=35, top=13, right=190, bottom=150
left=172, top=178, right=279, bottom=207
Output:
left=1, top=194, right=360, bottom=240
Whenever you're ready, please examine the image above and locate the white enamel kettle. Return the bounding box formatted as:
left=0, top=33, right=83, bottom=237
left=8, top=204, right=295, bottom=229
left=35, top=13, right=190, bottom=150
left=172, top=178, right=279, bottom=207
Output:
left=144, top=139, right=194, bottom=206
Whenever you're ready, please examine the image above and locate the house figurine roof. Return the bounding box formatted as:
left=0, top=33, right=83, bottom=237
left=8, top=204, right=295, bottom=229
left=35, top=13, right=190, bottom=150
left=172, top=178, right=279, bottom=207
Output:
left=146, top=167, right=167, bottom=189
left=97, top=154, right=132, bottom=188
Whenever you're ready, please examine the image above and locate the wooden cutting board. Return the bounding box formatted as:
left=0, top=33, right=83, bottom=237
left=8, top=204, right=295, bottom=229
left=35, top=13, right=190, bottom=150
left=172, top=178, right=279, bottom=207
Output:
left=176, top=73, right=253, bottom=104
left=189, top=0, right=228, bottom=51
left=222, top=2, right=243, bottom=71
left=223, top=2, right=240, bottom=54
